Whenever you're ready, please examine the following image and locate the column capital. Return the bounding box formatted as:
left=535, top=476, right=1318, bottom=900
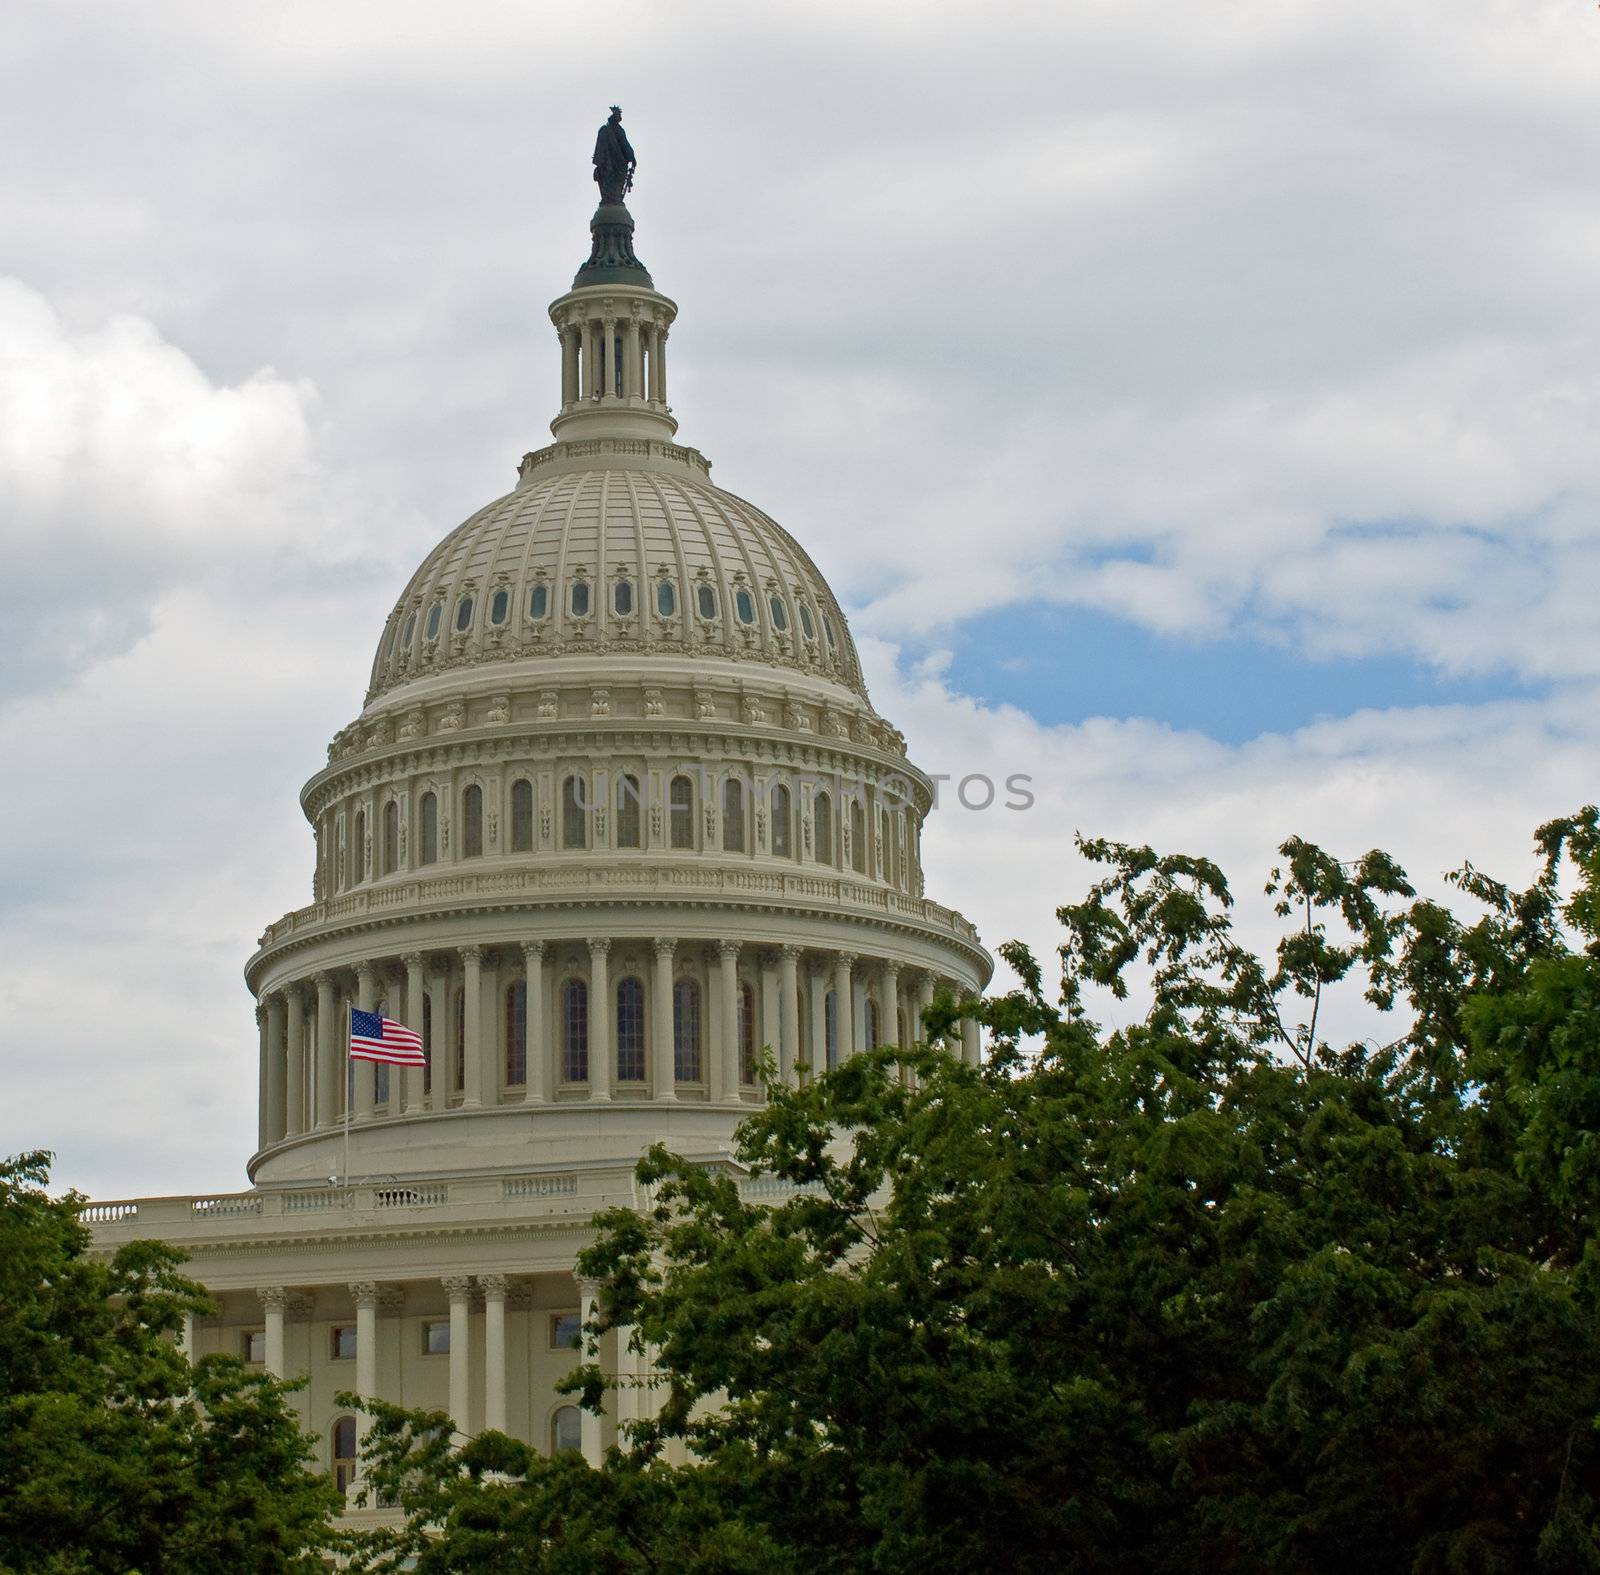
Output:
left=460, top=945, right=483, bottom=967
left=401, top=950, right=425, bottom=970
left=586, top=937, right=612, bottom=957
left=256, top=1285, right=292, bottom=1312
left=355, top=961, right=377, bottom=983
left=523, top=939, right=546, bottom=961
left=835, top=952, right=858, bottom=970
left=717, top=939, right=740, bottom=959
left=442, top=1274, right=474, bottom=1300
left=349, top=1280, right=384, bottom=1309
left=255, top=1001, right=268, bottom=1026
left=653, top=937, right=676, bottom=960
left=779, top=944, right=803, bottom=963
left=576, top=1275, right=604, bottom=1301
left=479, top=1273, right=510, bottom=1300
left=881, top=960, right=902, bottom=980
left=314, top=971, right=335, bottom=990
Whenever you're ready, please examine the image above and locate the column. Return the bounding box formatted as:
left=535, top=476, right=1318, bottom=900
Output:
left=429, top=962, right=452, bottom=1114
left=600, top=318, right=615, bottom=399
left=717, top=941, right=741, bottom=1102
left=403, top=953, right=427, bottom=1113
left=460, top=947, right=483, bottom=1108
left=315, top=974, right=337, bottom=1129
left=285, top=985, right=306, bottom=1136
left=882, top=963, right=902, bottom=1052
left=181, top=1312, right=196, bottom=1364
left=351, top=1281, right=381, bottom=1471
left=759, top=952, right=781, bottom=1093
left=807, top=964, right=827, bottom=1077
left=256, top=1002, right=270, bottom=1150
left=652, top=327, right=667, bottom=404
left=560, top=323, right=578, bottom=405
left=962, top=1013, right=982, bottom=1067
left=577, top=1277, right=604, bottom=1467
left=264, top=993, right=287, bottom=1144
left=652, top=940, right=676, bottom=1102
left=588, top=939, right=613, bottom=1102
left=624, top=317, right=641, bottom=398
left=258, top=1287, right=288, bottom=1378
left=523, top=943, right=547, bottom=1103
left=354, top=963, right=377, bottom=1120
left=443, top=1275, right=473, bottom=1436
left=779, top=946, right=801, bottom=1087
left=915, top=974, right=935, bottom=1043
left=481, top=1274, right=508, bottom=1434
left=833, top=953, right=856, bottom=1061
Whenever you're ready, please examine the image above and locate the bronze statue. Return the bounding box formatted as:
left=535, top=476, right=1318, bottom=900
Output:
left=593, top=106, right=636, bottom=203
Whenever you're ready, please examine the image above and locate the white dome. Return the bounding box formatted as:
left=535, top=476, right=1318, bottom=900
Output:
left=368, top=444, right=866, bottom=707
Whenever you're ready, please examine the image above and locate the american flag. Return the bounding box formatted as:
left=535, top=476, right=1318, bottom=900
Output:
left=349, top=1008, right=426, bottom=1067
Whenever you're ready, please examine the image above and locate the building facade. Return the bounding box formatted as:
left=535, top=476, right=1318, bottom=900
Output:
left=87, top=154, right=990, bottom=1501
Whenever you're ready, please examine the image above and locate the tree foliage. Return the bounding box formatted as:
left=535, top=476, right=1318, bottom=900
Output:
left=351, top=810, right=1600, bottom=1574
left=0, top=1153, right=339, bottom=1574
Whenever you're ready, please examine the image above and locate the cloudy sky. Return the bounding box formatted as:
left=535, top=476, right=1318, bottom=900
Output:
left=5, top=0, right=1599, bottom=1200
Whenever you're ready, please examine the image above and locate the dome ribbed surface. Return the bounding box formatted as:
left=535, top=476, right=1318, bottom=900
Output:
left=368, top=465, right=865, bottom=703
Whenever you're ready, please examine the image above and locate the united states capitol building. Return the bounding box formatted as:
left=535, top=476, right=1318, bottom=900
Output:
left=88, top=118, right=990, bottom=1499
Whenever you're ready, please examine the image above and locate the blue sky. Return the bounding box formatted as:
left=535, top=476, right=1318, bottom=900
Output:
left=2, top=0, right=1599, bottom=1198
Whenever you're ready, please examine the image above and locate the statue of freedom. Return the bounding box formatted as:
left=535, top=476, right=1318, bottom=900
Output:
left=593, top=106, right=636, bottom=203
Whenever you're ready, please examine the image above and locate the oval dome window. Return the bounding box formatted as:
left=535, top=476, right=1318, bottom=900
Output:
left=769, top=596, right=788, bottom=632
left=529, top=583, right=549, bottom=620
left=697, top=584, right=717, bottom=620
left=656, top=581, right=676, bottom=617
left=454, top=595, right=474, bottom=633
left=570, top=580, right=591, bottom=617
left=489, top=588, right=509, bottom=625
left=425, top=603, right=443, bottom=641
left=401, top=611, right=417, bottom=648
left=614, top=579, right=634, bottom=616
left=735, top=589, right=756, bottom=624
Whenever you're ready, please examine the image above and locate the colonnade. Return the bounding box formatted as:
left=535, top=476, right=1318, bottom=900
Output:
left=559, top=313, right=667, bottom=408
left=255, top=939, right=981, bottom=1151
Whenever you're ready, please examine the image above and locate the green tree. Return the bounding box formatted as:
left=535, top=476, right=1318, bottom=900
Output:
left=0, top=1152, right=339, bottom=1574
left=350, top=811, right=1600, bottom=1574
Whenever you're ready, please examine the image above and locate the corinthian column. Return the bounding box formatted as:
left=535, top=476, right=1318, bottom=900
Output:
left=354, top=963, right=377, bottom=1120
left=779, top=946, right=801, bottom=1087
left=315, top=974, right=337, bottom=1129
left=443, top=1275, right=473, bottom=1436
left=717, top=941, right=741, bottom=1102
left=833, top=953, right=856, bottom=1063
left=257, top=1286, right=289, bottom=1378
left=256, top=1002, right=269, bottom=1150
left=652, top=940, right=676, bottom=1102
left=460, top=947, right=483, bottom=1108
left=285, top=985, right=306, bottom=1136
left=481, top=1274, right=508, bottom=1434
left=588, top=939, right=613, bottom=1102
left=523, top=942, right=547, bottom=1103
left=403, top=952, right=426, bottom=1113
left=577, top=1276, right=604, bottom=1467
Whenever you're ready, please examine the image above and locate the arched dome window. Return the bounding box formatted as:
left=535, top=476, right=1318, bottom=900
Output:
left=505, top=980, right=526, bottom=1087
left=734, top=588, right=756, bottom=625
left=462, top=785, right=484, bottom=858
left=669, top=775, right=695, bottom=850
left=382, top=801, right=398, bottom=875
left=613, top=579, right=634, bottom=617
left=616, top=774, right=642, bottom=849
left=824, top=990, right=839, bottom=1070
left=570, top=580, right=591, bottom=618
left=673, top=980, right=702, bottom=1082
left=353, top=810, right=366, bottom=885
left=769, top=596, right=788, bottom=632
left=511, top=780, right=534, bottom=852
left=771, top=783, right=791, bottom=858
left=561, top=979, right=588, bottom=1083
left=850, top=800, right=866, bottom=875
left=454, top=594, right=474, bottom=633
left=738, top=982, right=756, bottom=1083
left=562, top=777, right=587, bottom=850
left=616, top=977, right=645, bottom=1082
left=798, top=603, right=815, bottom=641
left=529, top=583, right=549, bottom=621
left=425, top=603, right=443, bottom=641
left=489, top=587, right=510, bottom=625
left=814, top=791, right=834, bottom=867
left=655, top=580, right=676, bottom=617
left=550, top=1405, right=582, bottom=1455
left=722, top=778, right=746, bottom=853
left=331, top=1415, right=358, bottom=1495
left=696, top=584, right=717, bottom=621
left=419, top=792, right=439, bottom=866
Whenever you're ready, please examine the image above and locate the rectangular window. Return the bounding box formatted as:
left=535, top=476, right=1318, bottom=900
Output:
left=422, top=1319, right=450, bottom=1356
left=549, top=1311, right=582, bottom=1351
left=244, top=1329, right=266, bottom=1364
left=331, top=1325, right=357, bottom=1361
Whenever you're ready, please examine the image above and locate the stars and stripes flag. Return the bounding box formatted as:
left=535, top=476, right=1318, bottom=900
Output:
left=349, top=1008, right=426, bottom=1067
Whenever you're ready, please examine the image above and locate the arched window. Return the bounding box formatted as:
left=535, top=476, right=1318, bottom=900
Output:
left=505, top=980, right=526, bottom=1086
left=550, top=1405, right=582, bottom=1455
left=462, top=784, right=484, bottom=858
left=673, top=980, right=701, bottom=1082
left=769, top=596, right=788, bottom=632
left=454, top=594, right=474, bottom=633
left=489, top=586, right=509, bottom=625
left=616, top=774, right=642, bottom=849
left=452, top=990, right=465, bottom=1093
left=562, top=776, right=587, bottom=850
left=850, top=799, right=866, bottom=874
left=738, top=982, right=756, bottom=1083
left=613, top=579, right=633, bottom=616
left=562, top=978, right=589, bottom=1083
left=422, top=993, right=433, bottom=1097
left=814, top=791, right=833, bottom=867
left=655, top=580, right=676, bottom=617
left=511, top=780, right=534, bottom=852
left=529, top=582, right=549, bottom=621
left=825, top=990, right=839, bottom=1071
left=722, top=778, right=745, bottom=853
left=734, top=588, right=756, bottom=624
left=669, top=775, right=694, bottom=850
left=382, top=801, right=398, bottom=874
left=420, top=792, right=438, bottom=866
left=331, top=1415, right=358, bottom=1495
left=425, top=602, right=443, bottom=641
left=865, top=997, right=880, bottom=1052
left=616, top=977, right=645, bottom=1082
left=570, top=580, right=591, bottom=618
left=352, top=810, right=365, bottom=885
left=696, top=583, right=717, bottom=620
left=770, top=783, right=791, bottom=858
